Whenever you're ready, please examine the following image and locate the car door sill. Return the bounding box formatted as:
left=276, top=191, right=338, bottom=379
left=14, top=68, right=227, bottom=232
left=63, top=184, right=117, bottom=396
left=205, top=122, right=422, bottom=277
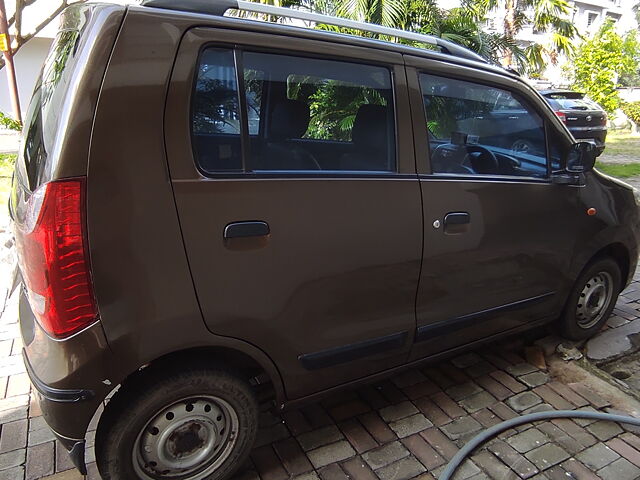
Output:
left=415, top=291, right=556, bottom=342
left=298, top=331, right=408, bottom=370
left=283, top=316, right=554, bottom=411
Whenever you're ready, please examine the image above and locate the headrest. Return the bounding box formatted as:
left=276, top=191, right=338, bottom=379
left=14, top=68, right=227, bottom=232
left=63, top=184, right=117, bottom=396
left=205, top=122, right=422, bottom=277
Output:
left=352, top=104, right=390, bottom=151
left=269, top=99, right=311, bottom=140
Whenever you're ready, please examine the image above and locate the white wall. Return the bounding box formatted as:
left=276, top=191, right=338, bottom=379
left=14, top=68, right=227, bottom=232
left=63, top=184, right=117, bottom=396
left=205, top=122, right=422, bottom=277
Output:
left=0, top=37, right=52, bottom=119
left=619, top=87, right=640, bottom=102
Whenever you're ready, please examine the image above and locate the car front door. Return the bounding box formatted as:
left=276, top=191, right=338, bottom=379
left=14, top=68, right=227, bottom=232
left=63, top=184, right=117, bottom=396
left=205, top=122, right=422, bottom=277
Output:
left=405, top=58, right=584, bottom=360
left=164, top=29, right=422, bottom=400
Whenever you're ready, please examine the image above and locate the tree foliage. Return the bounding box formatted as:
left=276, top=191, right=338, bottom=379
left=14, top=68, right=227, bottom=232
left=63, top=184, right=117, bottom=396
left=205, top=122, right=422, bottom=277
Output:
left=0, top=111, right=21, bottom=131
left=309, top=0, right=527, bottom=67
left=0, top=0, right=85, bottom=70
left=461, top=0, right=578, bottom=72
left=570, top=20, right=640, bottom=113
left=621, top=101, right=640, bottom=125
left=417, top=7, right=526, bottom=67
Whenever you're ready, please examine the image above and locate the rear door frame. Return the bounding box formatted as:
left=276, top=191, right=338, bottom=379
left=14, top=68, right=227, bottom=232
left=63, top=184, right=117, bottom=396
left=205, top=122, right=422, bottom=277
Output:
left=164, top=26, right=423, bottom=400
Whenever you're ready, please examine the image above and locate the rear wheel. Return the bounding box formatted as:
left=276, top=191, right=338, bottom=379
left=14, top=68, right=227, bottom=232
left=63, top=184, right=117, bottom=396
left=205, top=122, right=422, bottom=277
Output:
left=96, top=367, right=258, bottom=480
left=561, top=257, right=621, bottom=340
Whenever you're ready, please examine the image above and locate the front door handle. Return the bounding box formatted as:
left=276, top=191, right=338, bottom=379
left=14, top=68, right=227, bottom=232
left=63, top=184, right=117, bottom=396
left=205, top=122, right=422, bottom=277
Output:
left=443, top=212, right=470, bottom=235
left=224, top=221, right=270, bottom=239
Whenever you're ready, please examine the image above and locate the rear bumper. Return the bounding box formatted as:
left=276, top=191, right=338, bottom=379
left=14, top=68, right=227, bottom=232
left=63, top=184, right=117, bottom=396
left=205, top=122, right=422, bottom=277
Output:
left=25, top=355, right=90, bottom=474
left=24, top=353, right=94, bottom=403
left=569, top=127, right=607, bottom=153
left=19, top=288, right=116, bottom=474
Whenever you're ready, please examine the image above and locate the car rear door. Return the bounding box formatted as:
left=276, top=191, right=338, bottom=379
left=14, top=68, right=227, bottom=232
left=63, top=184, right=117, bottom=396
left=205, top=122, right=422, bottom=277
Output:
left=164, top=28, right=422, bottom=400
left=405, top=57, right=586, bottom=360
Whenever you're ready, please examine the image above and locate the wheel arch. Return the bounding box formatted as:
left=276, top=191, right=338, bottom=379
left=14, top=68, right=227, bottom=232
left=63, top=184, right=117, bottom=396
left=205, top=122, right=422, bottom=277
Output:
left=93, top=344, right=285, bottom=445
left=122, top=345, right=281, bottom=399
left=590, top=242, right=631, bottom=292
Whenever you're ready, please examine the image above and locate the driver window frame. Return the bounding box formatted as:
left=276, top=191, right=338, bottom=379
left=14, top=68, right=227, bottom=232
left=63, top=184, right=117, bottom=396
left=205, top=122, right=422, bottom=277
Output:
left=412, top=68, right=555, bottom=182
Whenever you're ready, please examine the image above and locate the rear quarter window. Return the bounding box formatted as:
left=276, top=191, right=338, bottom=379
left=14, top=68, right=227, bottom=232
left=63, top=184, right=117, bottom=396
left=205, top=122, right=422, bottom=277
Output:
left=19, top=28, right=81, bottom=192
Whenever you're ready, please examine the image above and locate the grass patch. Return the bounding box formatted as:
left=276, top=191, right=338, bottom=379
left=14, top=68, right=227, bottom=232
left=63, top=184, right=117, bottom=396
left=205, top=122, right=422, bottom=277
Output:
left=0, top=153, right=16, bottom=209
left=600, top=131, right=640, bottom=158
left=595, top=161, right=640, bottom=178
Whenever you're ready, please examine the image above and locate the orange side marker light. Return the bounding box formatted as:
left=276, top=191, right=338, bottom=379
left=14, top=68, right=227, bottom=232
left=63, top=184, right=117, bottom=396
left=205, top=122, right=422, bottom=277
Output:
left=587, top=208, right=597, bottom=216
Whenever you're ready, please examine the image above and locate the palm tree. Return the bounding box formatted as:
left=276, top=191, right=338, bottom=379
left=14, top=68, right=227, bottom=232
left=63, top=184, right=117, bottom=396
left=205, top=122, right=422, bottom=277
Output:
left=462, top=0, right=579, bottom=71
left=336, top=0, right=407, bottom=28
left=306, top=0, right=525, bottom=66
left=417, top=7, right=526, bottom=67
left=242, top=0, right=528, bottom=70
left=235, top=0, right=305, bottom=22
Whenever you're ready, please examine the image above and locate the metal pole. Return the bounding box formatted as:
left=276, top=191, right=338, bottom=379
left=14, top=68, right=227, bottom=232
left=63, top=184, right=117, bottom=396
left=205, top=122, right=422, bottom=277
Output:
left=0, top=0, right=21, bottom=124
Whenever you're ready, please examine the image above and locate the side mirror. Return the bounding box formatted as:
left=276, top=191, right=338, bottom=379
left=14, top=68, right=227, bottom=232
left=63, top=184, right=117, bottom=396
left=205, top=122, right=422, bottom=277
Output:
left=566, top=141, right=597, bottom=173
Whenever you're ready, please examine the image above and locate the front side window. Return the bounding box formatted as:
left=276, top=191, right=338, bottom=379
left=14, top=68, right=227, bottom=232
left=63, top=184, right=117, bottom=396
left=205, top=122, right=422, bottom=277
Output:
left=192, top=47, right=396, bottom=174
left=420, top=74, right=548, bottom=179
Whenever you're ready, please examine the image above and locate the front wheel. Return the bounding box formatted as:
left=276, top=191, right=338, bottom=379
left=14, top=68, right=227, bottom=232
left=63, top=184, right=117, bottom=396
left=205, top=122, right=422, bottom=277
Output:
left=561, top=257, right=621, bottom=340
left=96, top=367, right=258, bottom=480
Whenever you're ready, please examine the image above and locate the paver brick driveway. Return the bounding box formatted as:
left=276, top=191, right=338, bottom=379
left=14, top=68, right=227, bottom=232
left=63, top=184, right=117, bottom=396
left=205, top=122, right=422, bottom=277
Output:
left=2, top=272, right=640, bottom=480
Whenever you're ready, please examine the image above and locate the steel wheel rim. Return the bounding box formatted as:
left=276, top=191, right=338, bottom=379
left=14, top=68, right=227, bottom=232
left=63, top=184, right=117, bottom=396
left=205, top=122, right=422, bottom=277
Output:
left=133, top=395, right=239, bottom=480
left=576, top=271, right=614, bottom=329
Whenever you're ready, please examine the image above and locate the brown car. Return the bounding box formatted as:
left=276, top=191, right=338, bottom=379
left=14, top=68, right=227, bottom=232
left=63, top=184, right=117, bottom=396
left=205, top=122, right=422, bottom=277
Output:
left=9, top=1, right=640, bottom=479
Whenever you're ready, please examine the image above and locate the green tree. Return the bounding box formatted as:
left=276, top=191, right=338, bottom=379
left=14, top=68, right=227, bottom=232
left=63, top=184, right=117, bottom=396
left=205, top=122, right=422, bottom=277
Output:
left=335, top=0, right=407, bottom=28
left=570, top=19, right=640, bottom=113
left=462, top=0, right=579, bottom=72
left=416, top=7, right=525, bottom=67
left=308, top=0, right=525, bottom=66
left=0, top=0, right=85, bottom=70
left=236, top=0, right=305, bottom=21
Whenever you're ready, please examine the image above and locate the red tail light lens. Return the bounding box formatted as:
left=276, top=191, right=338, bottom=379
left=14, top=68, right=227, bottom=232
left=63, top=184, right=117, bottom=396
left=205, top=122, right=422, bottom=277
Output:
left=555, top=111, right=567, bottom=123
left=16, top=177, right=98, bottom=339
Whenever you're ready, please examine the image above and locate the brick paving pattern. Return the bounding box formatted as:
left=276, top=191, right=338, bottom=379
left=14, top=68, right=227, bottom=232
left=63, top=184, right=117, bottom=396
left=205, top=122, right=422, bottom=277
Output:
left=2, top=275, right=640, bottom=478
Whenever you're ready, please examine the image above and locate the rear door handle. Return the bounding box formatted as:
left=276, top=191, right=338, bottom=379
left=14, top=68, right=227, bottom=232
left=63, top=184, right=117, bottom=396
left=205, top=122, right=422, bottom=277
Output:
left=444, top=212, right=470, bottom=225
left=224, top=221, right=270, bottom=239
left=443, top=212, right=470, bottom=235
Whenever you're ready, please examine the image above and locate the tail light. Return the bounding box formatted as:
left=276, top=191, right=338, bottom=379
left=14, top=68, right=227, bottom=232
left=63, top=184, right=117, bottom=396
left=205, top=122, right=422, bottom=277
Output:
left=16, top=177, right=98, bottom=339
left=555, top=111, right=567, bottom=123
left=601, top=113, right=608, bottom=126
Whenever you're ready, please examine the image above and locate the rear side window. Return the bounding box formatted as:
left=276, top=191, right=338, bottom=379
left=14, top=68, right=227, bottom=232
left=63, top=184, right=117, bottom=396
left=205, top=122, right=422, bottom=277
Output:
left=420, top=74, right=548, bottom=179
left=191, top=47, right=396, bottom=174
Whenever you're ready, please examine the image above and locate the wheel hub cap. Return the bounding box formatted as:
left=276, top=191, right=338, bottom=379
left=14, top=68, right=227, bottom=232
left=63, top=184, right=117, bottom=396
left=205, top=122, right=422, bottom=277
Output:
left=576, top=271, right=613, bottom=329
left=133, top=396, right=239, bottom=480
left=168, top=422, right=209, bottom=458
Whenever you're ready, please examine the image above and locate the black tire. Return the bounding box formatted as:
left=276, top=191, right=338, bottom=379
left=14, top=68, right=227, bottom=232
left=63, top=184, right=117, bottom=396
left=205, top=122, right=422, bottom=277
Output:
left=96, top=367, right=258, bottom=480
left=561, top=257, right=621, bottom=341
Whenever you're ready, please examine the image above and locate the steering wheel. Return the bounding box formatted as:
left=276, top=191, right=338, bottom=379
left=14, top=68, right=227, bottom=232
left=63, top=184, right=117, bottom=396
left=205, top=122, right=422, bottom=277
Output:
left=430, top=143, right=500, bottom=175
left=462, top=145, right=500, bottom=175
left=430, top=144, right=474, bottom=174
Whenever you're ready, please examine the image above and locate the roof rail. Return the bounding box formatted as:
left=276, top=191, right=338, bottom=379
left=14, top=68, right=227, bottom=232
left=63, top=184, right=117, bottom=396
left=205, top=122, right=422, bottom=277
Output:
left=140, top=0, right=488, bottom=64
